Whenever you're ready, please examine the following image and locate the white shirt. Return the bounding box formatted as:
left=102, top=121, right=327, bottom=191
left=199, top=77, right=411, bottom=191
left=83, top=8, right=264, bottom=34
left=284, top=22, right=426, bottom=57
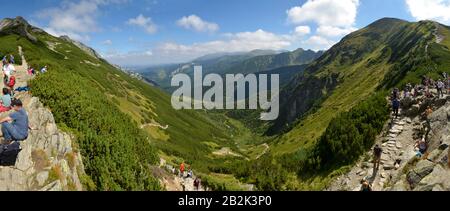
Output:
left=3, top=64, right=15, bottom=77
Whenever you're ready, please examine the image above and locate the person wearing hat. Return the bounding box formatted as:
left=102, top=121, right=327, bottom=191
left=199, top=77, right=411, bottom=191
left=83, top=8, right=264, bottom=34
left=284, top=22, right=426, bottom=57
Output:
left=0, top=99, right=29, bottom=143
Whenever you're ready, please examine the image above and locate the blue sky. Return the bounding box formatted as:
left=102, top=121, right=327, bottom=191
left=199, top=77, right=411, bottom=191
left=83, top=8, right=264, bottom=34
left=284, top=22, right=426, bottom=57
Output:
left=1, top=0, right=449, bottom=66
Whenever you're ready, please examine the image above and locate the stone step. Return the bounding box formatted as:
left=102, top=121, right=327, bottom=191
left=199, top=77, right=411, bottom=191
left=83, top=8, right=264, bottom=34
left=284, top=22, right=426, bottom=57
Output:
left=388, top=134, right=398, bottom=138
left=389, top=129, right=402, bottom=134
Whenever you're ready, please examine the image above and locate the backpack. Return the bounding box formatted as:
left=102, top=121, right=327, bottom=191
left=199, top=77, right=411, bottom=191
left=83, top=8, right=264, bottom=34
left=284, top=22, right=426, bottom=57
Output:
left=0, top=142, right=22, bottom=166
left=8, top=76, right=15, bottom=88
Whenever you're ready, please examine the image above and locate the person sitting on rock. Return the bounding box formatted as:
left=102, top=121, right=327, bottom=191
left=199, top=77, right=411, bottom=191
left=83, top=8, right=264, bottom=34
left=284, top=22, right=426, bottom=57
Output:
left=0, top=99, right=29, bottom=143
left=415, top=138, right=428, bottom=155
left=0, top=88, right=11, bottom=113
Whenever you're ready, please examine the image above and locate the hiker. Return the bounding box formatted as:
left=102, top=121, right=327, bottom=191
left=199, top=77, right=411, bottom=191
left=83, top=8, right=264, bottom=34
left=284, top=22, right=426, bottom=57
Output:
left=360, top=179, right=372, bottom=192
left=392, top=97, right=400, bottom=119
left=0, top=99, right=29, bottom=143
left=437, top=80, right=445, bottom=98
left=27, top=67, right=35, bottom=76
left=187, top=169, right=193, bottom=179
left=9, top=55, right=14, bottom=64
left=373, top=144, right=383, bottom=171
left=180, top=162, right=185, bottom=177
left=415, top=138, right=428, bottom=156
left=40, top=65, right=48, bottom=74
left=404, top=87, right=411, bottom=98
left=194, top=177, right=201, bottom=191
left=392, top=88, right=400, bottom=100
left=406, top=83, right=413, bottom=92
left=424, top=106, right=433, bottom=140
left=2, top=61, right=15, bottom=86
left=0, top=88, right=11, bottom=113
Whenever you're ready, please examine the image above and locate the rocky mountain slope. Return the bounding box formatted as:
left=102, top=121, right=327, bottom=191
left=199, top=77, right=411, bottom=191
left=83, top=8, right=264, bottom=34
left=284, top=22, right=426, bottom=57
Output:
left=329, top=89, right=449, bottom=191
left=0, top=47, right=84, bottom=191
left=269, top=18, right=438, bottom=154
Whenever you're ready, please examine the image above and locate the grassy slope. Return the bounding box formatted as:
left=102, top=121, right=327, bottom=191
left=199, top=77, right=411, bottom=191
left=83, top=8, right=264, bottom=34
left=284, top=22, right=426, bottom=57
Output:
left=270, top=20, right=436, bottom=155
left=37, top=34, right=254, bottom=170
left=275, top=20, right=450, bottom=190
left=0, top=28, right=259, bottom=189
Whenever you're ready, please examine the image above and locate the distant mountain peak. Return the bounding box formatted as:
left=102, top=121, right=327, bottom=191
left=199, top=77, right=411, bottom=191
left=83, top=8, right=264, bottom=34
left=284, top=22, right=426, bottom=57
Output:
left=0, top=16, right=44, bottom=42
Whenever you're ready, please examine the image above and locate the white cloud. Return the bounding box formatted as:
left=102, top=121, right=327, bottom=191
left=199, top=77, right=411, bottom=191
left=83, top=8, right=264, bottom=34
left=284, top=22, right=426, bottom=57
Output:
left=317, top=25, right=357, bottom=38
left=302, top=36, right=336, bottom=51
left=406, top=0, right=450, bottom=24
left=294, top=26, right=311, bottom=36
left=287, top=0, right=360, bottom=27
left=105, top=29, right=294, bottom=66
left=177, top=15, right=219, bottom=33
left=36, top=0, right=128, bottom=42
left=127, top=14, right=158, bottom=34
left=102, top=40, right=113, bottom=45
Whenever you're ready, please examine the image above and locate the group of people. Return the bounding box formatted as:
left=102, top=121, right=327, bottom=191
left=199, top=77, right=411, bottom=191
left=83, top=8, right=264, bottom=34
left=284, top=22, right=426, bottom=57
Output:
left=363, top=73, right=450, bottom=191
left=1, top=59, right=17, bottom=113
left=178, top=162, right=202, bottom=191
left=27, top=65, right=48, bottom=76
left=2, top=54, right=15, bottom=65
left=0, top=55, right=30, bottom=164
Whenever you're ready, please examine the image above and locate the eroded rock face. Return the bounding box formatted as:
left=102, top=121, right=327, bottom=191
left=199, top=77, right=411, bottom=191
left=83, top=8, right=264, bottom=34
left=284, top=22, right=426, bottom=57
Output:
left=0, top=97, right=85, bottom=191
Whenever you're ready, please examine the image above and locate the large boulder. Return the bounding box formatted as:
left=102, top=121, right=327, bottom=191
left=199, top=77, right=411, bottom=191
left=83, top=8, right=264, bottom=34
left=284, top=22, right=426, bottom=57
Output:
left=414, top=164, right=450, bottom=191
left=407, top=160, right=436, bottom=189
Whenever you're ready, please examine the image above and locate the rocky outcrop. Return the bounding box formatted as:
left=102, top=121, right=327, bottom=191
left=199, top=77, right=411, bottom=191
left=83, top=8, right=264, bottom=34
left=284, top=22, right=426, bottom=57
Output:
left=328, top=88, right=449, bottom=191
left=0, top=17, right=40, bottom=42
left=59, top=35, right=102, bottom=60
left=0, top=47, right=84, bottom=191
left=0, top=96, right=85, bottom=191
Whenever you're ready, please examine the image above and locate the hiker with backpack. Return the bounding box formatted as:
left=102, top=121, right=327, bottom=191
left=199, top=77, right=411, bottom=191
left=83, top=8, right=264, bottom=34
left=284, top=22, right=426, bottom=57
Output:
left=0, top=88, right=12, bottom=113
left=194, top=177, right=201, bottom=191
left=0, top=99, right=29, bottom=144
left=392, top=97, right=400, bottom=119
left=373, top=145, right=383, bottom=171
left=437, top=80, right=445, bottom=98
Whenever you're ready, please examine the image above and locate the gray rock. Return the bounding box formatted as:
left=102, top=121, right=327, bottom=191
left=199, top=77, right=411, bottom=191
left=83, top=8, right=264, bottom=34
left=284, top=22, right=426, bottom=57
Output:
left=432, top=185, right=445, bottom=191
left=407, top=160, right=436, bottom=188
left=36, top=171, right=49, bottom=187
left=383, top=162, right=395, bottom=170
left=391, top=180, right=408, bottom=191
left=40, top=180, right=62, bottom=191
